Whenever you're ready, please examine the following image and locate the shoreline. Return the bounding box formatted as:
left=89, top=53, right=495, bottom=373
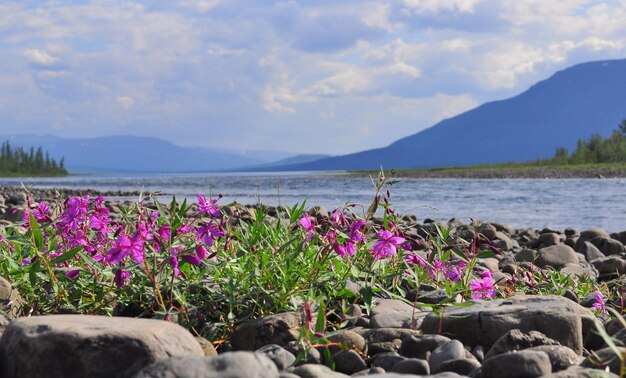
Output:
left=347, top=165, right=626, bottom=179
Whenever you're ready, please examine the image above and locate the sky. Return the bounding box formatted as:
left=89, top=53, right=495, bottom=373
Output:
left=1, top=0, right=626, bottom=155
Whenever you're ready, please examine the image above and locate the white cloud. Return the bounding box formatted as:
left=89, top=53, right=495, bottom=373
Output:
left=23, top=49, right=59, bottom=66
left=1, top=1, right=626, bottom=154
left=116, top=96, right=135, bottom=109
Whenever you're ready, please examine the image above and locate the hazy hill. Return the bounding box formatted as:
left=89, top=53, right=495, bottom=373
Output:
left=0, top=134, right=291, bottom=173
left=274, top=59, right=626, bottom=171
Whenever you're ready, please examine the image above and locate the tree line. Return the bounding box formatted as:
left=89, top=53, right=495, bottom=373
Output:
left=549, top=119, right=626, bottom=165
left=0, top=141, right=68, bottom=176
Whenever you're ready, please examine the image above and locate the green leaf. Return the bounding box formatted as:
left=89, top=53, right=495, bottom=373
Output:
left=51, top=246, right=82, bottom=265
left=477, top=250, right=496, bottom=259
left=315, top=301, right=327, bottom=334
left=29, top=214, right=43, bottom=251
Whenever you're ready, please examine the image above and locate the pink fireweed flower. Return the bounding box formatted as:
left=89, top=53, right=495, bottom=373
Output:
left=470, top=271, right=496, bottom=299
left=299, top=214, right=316, bottom=242
left=65, top=269, right=81, bottom=280
left=58, top=196, right=90, bottom=231
left=404, top=253, right=427, bottom=267
left=593, top=293, right=607, bottom=315
left=446, top=260, right=467, bottom=282
left=114, top=269, right=131, bottom=287
left=428, top=259, right=447, bottom=280
left=196, top=245, right=208, bottom=259
left=107, top=235, right=145, bottom=265
left=330, top=211, right=347, bottom=228
left=158, top=225, right=172, bottom=242
left=370, top=230, right=406, bottom=260
left=197, top=195, right=221, bottom=217
left=32, top=202, right=50, bottom=222
left=348, top=220, right=366, bottom=243
left=197, top=222, right=224, bottom=247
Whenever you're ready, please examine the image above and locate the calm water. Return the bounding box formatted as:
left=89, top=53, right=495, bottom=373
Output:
left=1, top=172, right=625, bottom=232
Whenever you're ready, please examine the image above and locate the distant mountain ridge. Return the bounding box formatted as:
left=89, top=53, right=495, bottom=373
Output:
left=0, top=134, right=292, bottom=173
left=272, top=58, right=626, bottom=171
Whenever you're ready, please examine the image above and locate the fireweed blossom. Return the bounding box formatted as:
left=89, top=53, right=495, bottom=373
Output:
left=114, top=269, right=131, bottom=287
left=107, top=235, right=145, bottom=265
left=470, top=271, right=496, bottom=299
left=197, top=222, right=224, bottom=247
left=370, top=230, right=406, bottom=260
left=197, top=195, right=221, bottom=218
left=299, top=214, right=316, bottom=242
left=446, top=260, right=467, bottom=282
left=404, top=253, right=427, bottom=267
left=593, top=293, right=607, bottom=315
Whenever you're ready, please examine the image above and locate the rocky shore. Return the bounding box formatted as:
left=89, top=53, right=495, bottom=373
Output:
left=350, top=166, right=626, bottom=179
left=0, top=187, right=625, bottom=377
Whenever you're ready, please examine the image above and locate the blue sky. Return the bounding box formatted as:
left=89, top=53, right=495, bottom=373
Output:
left=1, top=0, right=626, bottom=154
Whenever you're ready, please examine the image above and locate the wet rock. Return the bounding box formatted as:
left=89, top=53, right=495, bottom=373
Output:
left=351, top=367, right=386, bottom=376
left=420, top=295, right=583, bottom=355
left=368, top=339, right=402, bottom=355
left=230, top=312, right=301, bottom=350
left=135, top=352, right=279, bottom=378
left=0, top=314, right=203, bottom=378
left=256, top=344, right=296, bottom=370
left=481, top=350, right=551, bottom=378
left=355, top=328, right=421, bottom=344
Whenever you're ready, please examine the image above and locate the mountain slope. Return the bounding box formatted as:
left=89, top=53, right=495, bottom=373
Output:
left=0, top=135, right=276, bottom=173
left=277, top=59, right=626, bottom=170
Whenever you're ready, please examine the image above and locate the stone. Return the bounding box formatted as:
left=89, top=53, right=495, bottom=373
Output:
left=550, top=365, right=619, bottom=378
left=429, top=340, right=466, bottom=373
left=0, top=314, right=203, bottom=378
left=537, top=232, right=561, bottom=247
left=355, top=328, right=421, bottom=344
left=437, top=358, right=481, bottom=375
left=288, top=363, right=349, bottom=378
left=256, top=344, right=296, bottom=370
left=535, top=245, right=580, bottom=269
left=577, top=241, right=605, bottom=261
left=135, top=352, right=280, bottom=378
left=590, top=236, right=625, bottom=255
left=350, top=367, right=386, bottom=376
left=575, top=228, right=610, bottom=251
left=481, top=350, right=552, bottom=378
left=230, top=312, right=301, bottom=350
left=0, top=276, right=22, bottom=318
left=580, top=346, right=626, bottom=375
left=390, top=358, right=430, bottom=375
left=370, top=299, right=427, bottom=328
left=367, top=373, right=465, bottom=378
left=420, top=295, right=584, bottom=355
left=525, top=345, right=581, bottom=372
left=195, top=336, right=218, bottom=356
left=332, top=349, right=367, bottom=375
left=326, top=330, right=366, bottom=354
left=399, top=334, right=451, bottom=359
left=591, top=255, right=626, bottom=275
left=484, top=329, right=560, bottom=359
left=368, top=340, right=402, bottom=355
left=284, top=342, right=322, bottom=366
left=370, top=352, right=406, bottom=370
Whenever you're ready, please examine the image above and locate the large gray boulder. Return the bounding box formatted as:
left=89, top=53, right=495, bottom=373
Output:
left=134, top=352, right=280, bottom=378
left=481, top=350, right=552, bottom=378
left=420, top=295, right=583, bottom=355
left=0, top=315, right=203, bottom=378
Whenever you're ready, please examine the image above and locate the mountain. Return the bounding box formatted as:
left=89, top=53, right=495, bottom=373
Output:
left=274, top=59, right=626, bottom=171
left=0, top=134, right=292, bottom=173
left=237, top=154, right=330, bottom=171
